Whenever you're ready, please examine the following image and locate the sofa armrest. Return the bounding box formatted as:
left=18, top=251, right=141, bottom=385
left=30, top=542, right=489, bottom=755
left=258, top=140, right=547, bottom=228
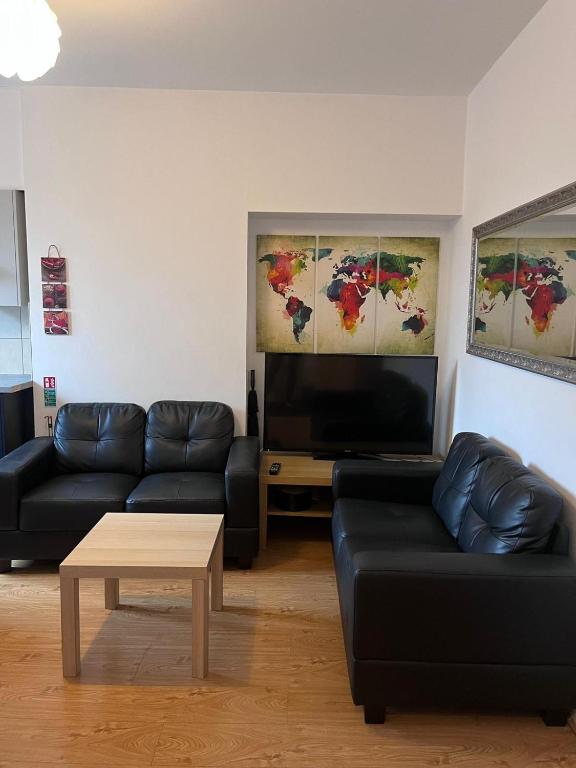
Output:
left=225, top=436, right=259, bottom=528
left=0, top=438, right=54, bottom=530
left=332, top=459, right=443, bottom=504
left=340, top=549, right=576, bottom=666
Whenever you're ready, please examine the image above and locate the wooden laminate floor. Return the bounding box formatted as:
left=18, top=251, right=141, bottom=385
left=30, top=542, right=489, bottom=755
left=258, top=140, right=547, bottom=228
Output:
left=0, top=518, right=574, bottom=768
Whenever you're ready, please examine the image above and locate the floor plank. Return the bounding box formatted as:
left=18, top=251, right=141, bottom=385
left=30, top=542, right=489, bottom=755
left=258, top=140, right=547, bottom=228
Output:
left=0, top=517, right=574, bottom=767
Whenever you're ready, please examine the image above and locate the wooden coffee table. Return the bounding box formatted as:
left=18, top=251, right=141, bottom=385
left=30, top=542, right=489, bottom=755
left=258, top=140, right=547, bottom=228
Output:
left=59, top=512, right=224, bottom=679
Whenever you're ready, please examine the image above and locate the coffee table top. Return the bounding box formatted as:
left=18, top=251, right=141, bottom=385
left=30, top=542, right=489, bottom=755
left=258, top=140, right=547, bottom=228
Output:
left=60, top=513, right=224, bottom=579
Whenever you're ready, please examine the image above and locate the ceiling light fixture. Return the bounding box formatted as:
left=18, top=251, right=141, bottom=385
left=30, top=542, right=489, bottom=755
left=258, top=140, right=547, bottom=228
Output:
left=0, top=0, right=61, bottom=82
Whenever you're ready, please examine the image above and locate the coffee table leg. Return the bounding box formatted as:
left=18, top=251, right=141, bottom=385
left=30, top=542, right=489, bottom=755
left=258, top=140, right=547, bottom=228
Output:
left=60, top=576, right=80, bottom=677
left=192, top=578, right=209, bottom=678
left=104, top=578, right=119, bottom=609
left=211, top=528, right=223, bottom=612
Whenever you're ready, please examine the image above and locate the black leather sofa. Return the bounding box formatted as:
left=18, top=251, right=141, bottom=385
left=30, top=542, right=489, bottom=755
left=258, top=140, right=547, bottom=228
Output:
left=0, top=401, right=259, bottom=569
left=332, top=432, right=576, bottom=726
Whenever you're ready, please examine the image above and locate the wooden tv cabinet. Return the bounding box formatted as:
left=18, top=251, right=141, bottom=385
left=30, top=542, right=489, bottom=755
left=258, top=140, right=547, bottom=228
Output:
left=258, top=451, right=443, bottom=549
left=259, top=453, right=334, bottom=549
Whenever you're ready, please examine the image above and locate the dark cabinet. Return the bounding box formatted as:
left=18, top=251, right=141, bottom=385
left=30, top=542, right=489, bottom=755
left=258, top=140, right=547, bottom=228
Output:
left=0, top=383, right=34, bottom=459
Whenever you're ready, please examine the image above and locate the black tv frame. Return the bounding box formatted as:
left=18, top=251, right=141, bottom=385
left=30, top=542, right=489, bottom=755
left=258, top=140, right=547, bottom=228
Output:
left=263, top=353, right=438, bottom=459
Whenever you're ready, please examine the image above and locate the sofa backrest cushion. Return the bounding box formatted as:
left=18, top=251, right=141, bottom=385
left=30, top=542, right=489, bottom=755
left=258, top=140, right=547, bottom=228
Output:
left=457, top=456, right=563, bottom=553
left=145, top=401, right=233, bottom=474
left=432, top=432, right=506, bottom=538
left=54, top=403, right=146, bottom=475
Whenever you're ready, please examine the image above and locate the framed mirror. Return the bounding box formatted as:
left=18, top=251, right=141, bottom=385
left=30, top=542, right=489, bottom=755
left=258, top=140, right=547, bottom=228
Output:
left=467, top=181, right=576, bottom=384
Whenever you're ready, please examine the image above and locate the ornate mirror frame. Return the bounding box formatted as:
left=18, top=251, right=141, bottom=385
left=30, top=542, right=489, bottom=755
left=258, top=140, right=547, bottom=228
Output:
left=467, top=180, right=576, bottom=384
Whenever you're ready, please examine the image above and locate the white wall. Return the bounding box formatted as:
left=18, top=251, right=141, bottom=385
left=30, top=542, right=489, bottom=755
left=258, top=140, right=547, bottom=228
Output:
left=447, top=0, right=576, bottom=521
left=20, top=87, right=466, bottom=432
left=0, top=90, right=23, bottom=190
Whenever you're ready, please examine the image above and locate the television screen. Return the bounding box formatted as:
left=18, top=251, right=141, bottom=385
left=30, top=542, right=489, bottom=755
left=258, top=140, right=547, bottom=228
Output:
left=264, top=353, right=438, bottom=456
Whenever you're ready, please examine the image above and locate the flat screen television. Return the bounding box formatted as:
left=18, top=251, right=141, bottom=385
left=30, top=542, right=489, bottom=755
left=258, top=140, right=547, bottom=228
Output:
left=264, top=353, right=438, bottom=456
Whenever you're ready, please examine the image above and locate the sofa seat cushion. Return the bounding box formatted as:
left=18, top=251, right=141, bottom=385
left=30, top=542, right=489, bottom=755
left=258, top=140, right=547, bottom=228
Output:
left=126, top=472, right=226, bottom=515
left=20, top=473, right=139, bottom=532
left=332, top=498, right=460, bottom=558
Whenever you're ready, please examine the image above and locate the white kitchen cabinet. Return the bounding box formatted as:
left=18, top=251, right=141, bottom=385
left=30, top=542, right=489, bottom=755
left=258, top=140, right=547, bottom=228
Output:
left=0, top=191, right=29, bottom=307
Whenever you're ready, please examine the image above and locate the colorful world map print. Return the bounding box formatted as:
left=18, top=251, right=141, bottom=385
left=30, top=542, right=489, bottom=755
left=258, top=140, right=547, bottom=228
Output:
left=255, top=234, right=440, bottom=354
left=474, top=237, right=576, bottom=357
left=376, top=237, right=439, bottom=354
left=256, top=235, right=316, bottom=352
left=316, top=236, right=379, bottom=354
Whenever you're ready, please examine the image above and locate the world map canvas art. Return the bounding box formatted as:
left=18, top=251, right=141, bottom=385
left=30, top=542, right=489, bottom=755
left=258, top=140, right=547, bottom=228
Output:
left=474, top=237, right=576, bottom=357
left=316, top=236, right=379, bottom=354
left=257, top=234, right=440, bottom=355
left=256, top=235, right=316, bottom=353
left=376, top=237, right=439, bottom=354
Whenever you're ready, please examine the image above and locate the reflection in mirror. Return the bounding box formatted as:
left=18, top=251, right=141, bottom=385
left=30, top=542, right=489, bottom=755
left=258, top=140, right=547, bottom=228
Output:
left=468, top=184, right=576, bottom=383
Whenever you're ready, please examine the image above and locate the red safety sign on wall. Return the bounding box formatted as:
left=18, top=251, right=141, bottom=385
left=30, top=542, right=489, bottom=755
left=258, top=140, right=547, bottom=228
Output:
left=44, top=377, right=57, bottom=407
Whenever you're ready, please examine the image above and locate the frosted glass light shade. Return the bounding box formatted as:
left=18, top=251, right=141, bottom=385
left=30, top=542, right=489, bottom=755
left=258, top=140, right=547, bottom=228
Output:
left=0, top=0, right=61, bottom=81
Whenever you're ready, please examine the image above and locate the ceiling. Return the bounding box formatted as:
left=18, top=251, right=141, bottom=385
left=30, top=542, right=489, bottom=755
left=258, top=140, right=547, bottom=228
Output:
left=7, top=0, right=547, bottom=95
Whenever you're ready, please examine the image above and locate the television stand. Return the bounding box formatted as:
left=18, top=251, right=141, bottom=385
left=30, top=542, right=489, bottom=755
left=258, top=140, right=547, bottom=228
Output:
left=259, top=453, right=334, bottom=549
left=258, top=451, right=443, bottom=549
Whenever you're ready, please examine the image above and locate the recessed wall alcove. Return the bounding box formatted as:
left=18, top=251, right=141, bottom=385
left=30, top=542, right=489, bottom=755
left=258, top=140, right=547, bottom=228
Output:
left=246, top=212, right=460, bottom=453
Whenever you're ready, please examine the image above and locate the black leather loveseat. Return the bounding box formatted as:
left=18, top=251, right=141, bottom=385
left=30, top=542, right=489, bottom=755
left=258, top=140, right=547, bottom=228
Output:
left=0, top=401, right=259, bottom=570
left=332, top=432, right=576, bottom=726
